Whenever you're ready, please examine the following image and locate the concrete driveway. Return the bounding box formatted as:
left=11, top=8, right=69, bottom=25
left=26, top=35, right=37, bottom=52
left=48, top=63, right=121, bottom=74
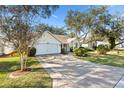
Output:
left=37, top=54, right=124, bottom=88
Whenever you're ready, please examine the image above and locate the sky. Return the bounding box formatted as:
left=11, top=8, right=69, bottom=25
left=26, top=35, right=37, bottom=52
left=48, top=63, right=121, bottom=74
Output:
left=36, top=5, right=124, bottom=28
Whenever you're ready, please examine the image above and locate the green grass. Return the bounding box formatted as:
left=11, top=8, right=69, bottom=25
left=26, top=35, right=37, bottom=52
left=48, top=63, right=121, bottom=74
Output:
left=0, top=57, right=52, bottom=88
left=76, top=50, right=124, bottom=68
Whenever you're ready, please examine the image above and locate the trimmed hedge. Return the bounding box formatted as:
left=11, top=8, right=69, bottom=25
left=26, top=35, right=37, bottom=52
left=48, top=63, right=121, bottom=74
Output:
left=96, top=44, right=109, bottom=55
left=73, top=47, right=88, bottom=57
left=80, top=47, right=93, bottom=51
left=28, top=47, right=36, bottom=57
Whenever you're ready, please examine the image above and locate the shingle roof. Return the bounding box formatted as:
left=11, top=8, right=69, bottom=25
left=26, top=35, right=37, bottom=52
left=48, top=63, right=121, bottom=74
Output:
left=80, top=38, right=90, bottom=44
left=67, top=38, right=76, bottom=43
left=53, top=34, right=69, bottom=44
left=46, top=31, right=74, bottom=44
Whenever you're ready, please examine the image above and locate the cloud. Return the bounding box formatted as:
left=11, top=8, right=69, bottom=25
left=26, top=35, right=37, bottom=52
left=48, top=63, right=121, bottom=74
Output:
left=121, top=13, right=124, bottom=17
left=52, top=14, right=58, bottom=18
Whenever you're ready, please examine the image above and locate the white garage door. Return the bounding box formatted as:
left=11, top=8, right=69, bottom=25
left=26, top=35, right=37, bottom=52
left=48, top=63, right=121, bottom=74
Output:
left=35, top=43, right=61, bottom=55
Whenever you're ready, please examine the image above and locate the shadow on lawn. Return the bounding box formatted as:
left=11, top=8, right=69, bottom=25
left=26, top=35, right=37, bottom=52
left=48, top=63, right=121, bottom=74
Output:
left=84, top=55, right=124, bottom=68
left=0, top=57, right=39, bottom=72
left=0, top=61, right=20, bottom=72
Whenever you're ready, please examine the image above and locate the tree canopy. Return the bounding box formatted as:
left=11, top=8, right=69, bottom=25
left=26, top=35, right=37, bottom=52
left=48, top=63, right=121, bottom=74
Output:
left=89, top=6, right=124, bottom=49
left=34, top=23, right=67, bottom=35
left=65, top=10, right=88, bottom=46
left=0, top=5, right=59, bottom=71
left=65, top=6, right=124, bottom=49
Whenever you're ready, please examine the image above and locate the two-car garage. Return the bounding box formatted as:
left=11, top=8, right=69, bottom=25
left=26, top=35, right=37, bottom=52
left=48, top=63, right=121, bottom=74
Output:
left=35, top=43, right=61, bottom=55
left=34, top=31, right=61, bottom=55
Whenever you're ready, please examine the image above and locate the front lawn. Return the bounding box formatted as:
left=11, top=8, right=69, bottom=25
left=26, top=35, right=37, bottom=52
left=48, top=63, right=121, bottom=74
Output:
left=76, top=50, right=124, bottom=68
left=0, top=57, right=52, bottom=88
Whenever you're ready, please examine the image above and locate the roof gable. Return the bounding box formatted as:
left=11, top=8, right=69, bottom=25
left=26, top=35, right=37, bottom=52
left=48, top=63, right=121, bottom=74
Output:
left=46, top=31, right=69, bottom=44
left=42, top=31, right=77, bottom=44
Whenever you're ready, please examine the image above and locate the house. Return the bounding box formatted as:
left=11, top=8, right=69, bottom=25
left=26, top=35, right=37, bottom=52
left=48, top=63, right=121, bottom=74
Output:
left=117, top=43, right=124, bottom=49
left=68, top=38, right=80, bottom=49
left=0, top=32, right=15, bottom=55
left=34, top=31, right=79, bottom=55
left=80, top=38, right=97, bottom=49
left=0, top=39, right=15, bottom=56
left=0, top=31, right=80, bottom=56
left=81, top=38, right=124, bottom=49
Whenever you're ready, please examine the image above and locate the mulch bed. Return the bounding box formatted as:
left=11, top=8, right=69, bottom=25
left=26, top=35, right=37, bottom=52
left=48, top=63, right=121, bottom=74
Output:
left=0, top=54, right=9, bottom=58
left=9, top=68, right=31, bottom=78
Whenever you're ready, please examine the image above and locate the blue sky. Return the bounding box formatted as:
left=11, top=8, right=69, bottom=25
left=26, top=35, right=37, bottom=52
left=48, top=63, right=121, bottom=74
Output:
left=36, top=5, right=124, bottom=27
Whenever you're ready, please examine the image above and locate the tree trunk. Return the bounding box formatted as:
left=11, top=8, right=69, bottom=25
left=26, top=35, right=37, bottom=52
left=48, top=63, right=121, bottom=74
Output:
left=76, top=32, right=81, bottom=48
left=108, top=37, right=116, bottom=50
left=19, top=49, right=28, bottom=71
left=77, top=38, right=81, bottom=47
left=20, top=54, right=24, bottom=71
left=24, top=55, right=28, bottom=70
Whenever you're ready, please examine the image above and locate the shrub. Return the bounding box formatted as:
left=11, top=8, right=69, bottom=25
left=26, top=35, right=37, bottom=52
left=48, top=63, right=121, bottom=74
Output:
left=73, top=47, right=88, bottom=57
left=28, top=47, right=36, bottom=57
left=80, top=47, right=93, bottom=51
left=96, top=44, right=109, bottom=55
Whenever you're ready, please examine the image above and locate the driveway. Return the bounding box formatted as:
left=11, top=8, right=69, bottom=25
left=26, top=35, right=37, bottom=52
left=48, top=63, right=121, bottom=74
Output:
left=37, top=54, right=124, bottom=88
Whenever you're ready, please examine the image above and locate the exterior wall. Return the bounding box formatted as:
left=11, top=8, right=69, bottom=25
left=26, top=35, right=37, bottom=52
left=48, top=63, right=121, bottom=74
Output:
left=4, top=42, right=15, bottom=54
left=0, top=41, right=14, bottom=55
left=81, top=41, right=97, bottom=49
left=115, top=43, right=124, bottom=49
left=81, top=43, right=94, bottom=49
left=0, top=39, right=3, bottom=55
left=96, top=41, right=109, bottom=46
left=0, top=46, right=3, bottom=55
left=35, top=32, right=61, bottom=44
left=96, top=41, right=124, bottom=49
left=34, top=32, right=61, bottom=55
left=62, top=44, right=70, bottom=52
left=120, top=43, right=124, bottom=48
left=81, top=43, right=89, bottom=48
left=69, top=40, right=80, bottom=49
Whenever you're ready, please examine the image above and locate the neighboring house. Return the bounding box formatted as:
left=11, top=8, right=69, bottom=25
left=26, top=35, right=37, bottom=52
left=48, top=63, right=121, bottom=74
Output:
left=0, top=46, right=3, bottom=55
left=81, top=39, right=124, bottom=49
left=80, top=38, right=97, bottom=49
left=3, top=42, right=15, bottom=54
left=0, top=32, right=15, bottom=55
left=68, top=38, right=80, bottom=49
left=119, top=43, right=124, bottom=48
left=114, top=42, right=124, bottom=49
left=0, top=34, right=3, bottom=55
left=82, top=42, right=97, bottom=49
left=96, top=41, right=109, bottom=46
left=96, top=40, right=124, bottom=49
left=0, top=40, right=15, bottom=56
left=0, top=33, right=14, bottom=55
